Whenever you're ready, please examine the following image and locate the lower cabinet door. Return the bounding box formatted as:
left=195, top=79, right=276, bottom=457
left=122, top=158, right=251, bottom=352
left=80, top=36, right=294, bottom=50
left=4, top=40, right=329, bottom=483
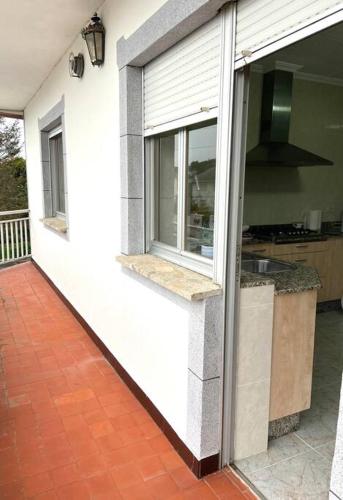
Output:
left=269, top=289, right=317, bottom=421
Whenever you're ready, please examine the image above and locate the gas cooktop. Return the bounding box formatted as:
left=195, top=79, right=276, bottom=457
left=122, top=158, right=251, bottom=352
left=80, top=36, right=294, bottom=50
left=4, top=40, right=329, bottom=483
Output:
left=251, top=225, right=327, bottom=244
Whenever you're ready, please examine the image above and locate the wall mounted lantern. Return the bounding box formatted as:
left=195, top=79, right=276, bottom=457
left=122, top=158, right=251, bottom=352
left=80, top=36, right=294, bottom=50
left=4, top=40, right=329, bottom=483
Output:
left=81, top=13, right=105, bottom=66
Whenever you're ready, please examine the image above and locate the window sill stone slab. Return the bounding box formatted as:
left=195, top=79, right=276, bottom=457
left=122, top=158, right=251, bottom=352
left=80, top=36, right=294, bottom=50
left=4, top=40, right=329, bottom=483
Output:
left=116, top=254, right=222, bottom=301
left=41, top=217, right=68, bottom=234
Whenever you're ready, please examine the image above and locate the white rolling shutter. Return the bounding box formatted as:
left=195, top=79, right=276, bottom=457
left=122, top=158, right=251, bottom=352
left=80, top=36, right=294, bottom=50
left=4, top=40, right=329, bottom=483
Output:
left=236, top=0, right=343, bottom=62
left=144, top=16, right=221, bottom=132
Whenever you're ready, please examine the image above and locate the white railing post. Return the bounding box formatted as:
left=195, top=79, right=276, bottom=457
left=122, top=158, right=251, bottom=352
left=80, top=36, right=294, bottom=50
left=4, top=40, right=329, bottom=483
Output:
left=0, top=209, right=31, bottom=265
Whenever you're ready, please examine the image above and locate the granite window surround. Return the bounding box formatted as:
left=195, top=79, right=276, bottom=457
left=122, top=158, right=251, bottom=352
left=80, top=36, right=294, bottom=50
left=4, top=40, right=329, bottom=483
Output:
left=117, top=0, right=230, bottom=256
left=38, top=96, right=69, bottom=236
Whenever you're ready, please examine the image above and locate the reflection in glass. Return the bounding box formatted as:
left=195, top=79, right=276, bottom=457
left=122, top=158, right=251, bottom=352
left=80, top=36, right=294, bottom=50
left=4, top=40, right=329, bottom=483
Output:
left=185, top=122, right=217, bottom=258
left=154, top=132, right=178, bottom=247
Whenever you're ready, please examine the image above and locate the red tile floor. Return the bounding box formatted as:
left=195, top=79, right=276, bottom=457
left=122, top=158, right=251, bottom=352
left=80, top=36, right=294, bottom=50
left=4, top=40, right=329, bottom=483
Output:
left=0, top=262, right=257, bottom=500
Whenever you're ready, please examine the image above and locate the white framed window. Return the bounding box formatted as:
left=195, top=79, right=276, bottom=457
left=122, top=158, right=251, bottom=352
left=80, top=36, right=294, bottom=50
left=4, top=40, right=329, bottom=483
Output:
left=146, top=119, right=217, bottom=276
left=48, top=126, right=66, bottom=218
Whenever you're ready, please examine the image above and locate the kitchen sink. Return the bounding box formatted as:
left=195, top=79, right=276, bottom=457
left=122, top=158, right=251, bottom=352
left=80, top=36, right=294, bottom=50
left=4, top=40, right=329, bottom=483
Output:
left=241, top=258, right=296, bottom=274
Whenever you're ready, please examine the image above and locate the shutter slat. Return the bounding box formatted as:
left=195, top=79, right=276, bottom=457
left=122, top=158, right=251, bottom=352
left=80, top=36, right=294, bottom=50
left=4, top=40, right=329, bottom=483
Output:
left=144, top=16, right=221, bottom=130
left=144, top=42, right=220, bottom=91
left=145, top=81, right=219, bottom=124
left=144, top=62, right=219, bottom=107
left=236, top=0, right=343, bottom=59
left=145, top=22, right=220, bottom=76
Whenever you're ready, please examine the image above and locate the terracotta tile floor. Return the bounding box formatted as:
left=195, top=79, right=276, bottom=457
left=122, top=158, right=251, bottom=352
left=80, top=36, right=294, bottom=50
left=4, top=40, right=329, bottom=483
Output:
left=0, top=262, right=256, bottom=500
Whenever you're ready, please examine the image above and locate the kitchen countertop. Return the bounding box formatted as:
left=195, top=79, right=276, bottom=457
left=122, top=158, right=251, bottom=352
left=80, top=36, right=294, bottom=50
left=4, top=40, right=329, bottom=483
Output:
left=240, top=256, right=322, bottom=295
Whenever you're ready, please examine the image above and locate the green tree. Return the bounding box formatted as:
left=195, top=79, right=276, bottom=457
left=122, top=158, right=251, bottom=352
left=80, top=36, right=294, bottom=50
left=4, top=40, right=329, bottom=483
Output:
left=0, top=118, right=27, bottom=211
left=0, top=157, right=28, bottom=211
left=0, top=117, right=21, bottom=162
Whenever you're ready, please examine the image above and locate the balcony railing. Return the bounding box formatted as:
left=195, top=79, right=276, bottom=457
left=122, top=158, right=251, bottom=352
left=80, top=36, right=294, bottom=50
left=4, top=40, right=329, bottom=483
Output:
left=0, top=209, right=31, bottom=265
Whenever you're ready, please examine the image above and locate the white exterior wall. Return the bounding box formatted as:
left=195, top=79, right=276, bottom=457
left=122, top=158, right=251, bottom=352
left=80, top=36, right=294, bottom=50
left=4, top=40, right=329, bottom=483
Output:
left=24, top=0, right=191, bottom=443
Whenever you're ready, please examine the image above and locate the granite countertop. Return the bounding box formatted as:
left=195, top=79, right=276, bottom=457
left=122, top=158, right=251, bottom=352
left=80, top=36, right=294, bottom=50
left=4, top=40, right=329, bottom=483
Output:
left=240, top=271, right=275, bottom=289
left=240, top=257, right=322, bottom=295
left=116, top=254, right=222, bottom=301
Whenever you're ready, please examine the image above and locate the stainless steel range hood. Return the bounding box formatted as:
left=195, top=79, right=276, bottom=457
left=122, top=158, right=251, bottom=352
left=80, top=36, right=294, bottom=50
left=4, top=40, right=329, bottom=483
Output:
left=246, top=70, right=333, bottom=167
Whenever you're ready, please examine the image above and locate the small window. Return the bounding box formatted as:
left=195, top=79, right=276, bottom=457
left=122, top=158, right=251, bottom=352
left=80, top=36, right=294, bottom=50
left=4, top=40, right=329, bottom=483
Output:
left=146, top=120, right=217, bottom=274
left=48, top=128, right=65, bottom=217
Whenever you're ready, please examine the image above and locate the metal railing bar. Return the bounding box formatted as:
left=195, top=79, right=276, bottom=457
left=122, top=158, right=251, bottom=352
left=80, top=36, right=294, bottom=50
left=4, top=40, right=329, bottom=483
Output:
left=10, top=222, right=14, bottom=259
left=15, top=221, right=19, bottom=258
left=0, top=217, right=30, bottom=224
left=0, top=209, right=29, bottom=217
left=5, top=223, right=9, bottom=261
left=24, top=219, right=29, bottom=256
left=19, top=220, right=24, bottom=257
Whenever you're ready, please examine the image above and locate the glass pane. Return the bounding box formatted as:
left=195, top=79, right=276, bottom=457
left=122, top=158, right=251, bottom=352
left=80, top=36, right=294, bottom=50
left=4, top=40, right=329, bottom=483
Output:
left=49, top=133, right=65, bottom=215
left=49, top=138, right=57, bottom=214
left=94, top=32, right=103, bottom=62
left=56, top=135, right=65, bottom=214
left=185, top=122, right=217, bottom=258
left=154, top=132, right=178, bottom=247
left=86, top=33, right=96, bottom=63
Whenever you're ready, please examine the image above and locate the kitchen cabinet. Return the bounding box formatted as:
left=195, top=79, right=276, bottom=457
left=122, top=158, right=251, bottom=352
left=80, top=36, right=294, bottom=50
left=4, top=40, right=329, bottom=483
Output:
left=268, top=240, right=328, bottom=256
left=242, top=238, right=343, bottom=302
left=269, top=289, right=317, bottom=421
left=242, top=242, right=274, bottom=256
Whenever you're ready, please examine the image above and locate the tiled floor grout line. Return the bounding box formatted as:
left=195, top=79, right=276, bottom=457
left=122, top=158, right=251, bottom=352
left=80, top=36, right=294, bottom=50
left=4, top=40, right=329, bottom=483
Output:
left=241, top=448, right=311, bottom=475
left=292, top=431, right=325, bottom=454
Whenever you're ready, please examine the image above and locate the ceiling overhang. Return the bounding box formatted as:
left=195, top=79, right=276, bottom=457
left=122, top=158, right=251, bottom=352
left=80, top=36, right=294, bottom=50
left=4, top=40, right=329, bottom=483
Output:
left=0, top=0, right=104, bottom=112
left=0, top=110, right=24, bottom=120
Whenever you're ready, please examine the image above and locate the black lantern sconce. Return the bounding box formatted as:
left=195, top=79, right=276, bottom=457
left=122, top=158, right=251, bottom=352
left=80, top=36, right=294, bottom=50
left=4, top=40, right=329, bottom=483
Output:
left=81, top=13, right=105, bottom=66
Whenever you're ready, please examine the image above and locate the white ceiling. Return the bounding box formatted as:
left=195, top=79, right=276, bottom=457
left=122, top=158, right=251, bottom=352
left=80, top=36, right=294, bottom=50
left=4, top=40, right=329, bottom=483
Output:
left=254, top=22, right=343, bottom=81
left=0, top=0, right=103, bottom=112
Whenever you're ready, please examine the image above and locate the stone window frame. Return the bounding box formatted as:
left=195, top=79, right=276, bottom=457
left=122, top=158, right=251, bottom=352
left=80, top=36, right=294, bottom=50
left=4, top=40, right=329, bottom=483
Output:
left=38, top=97, right=69, bottom=235
left=117, top=0, right=229, bottom=256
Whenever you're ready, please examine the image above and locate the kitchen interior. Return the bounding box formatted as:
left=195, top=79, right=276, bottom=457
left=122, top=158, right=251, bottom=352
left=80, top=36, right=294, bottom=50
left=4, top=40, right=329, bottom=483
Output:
left=233, top=22, right=343, bottom=499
